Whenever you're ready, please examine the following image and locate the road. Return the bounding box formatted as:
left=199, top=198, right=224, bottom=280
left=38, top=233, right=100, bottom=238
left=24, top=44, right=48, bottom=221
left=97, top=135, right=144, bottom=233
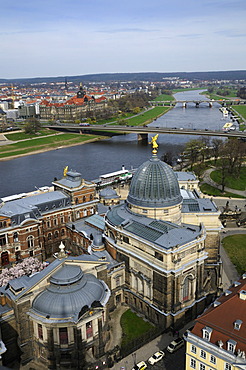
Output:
left=45, top=124, right=246, bottom=139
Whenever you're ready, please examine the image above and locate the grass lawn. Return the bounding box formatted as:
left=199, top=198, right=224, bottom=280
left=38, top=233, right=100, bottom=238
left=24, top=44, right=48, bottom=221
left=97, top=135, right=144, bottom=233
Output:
left=210, top=168, right=246, bottom=191
left=232, top=105, right=246, bottom=121
left=200, top=183, right=246, bottom=198
left=222, top=234, right=246, bottom=275
left=154, top=94, right=174, bottom=102
left=120, top=309, right=155, bottom=346
left=0, top=133, right=99, bottom=159
left=5, top=129, right=56, bottom=141
left=125, top=107, right=170, bottom=126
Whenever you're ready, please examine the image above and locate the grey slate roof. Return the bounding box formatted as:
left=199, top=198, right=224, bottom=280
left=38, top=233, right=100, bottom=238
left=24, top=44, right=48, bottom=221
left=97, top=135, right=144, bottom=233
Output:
left=182, top=198, right=218, bottom=213
left=127, top=155, right=182, bottom=208
left=53, top=170, right=93, bottom=189
left=29, top=264, right=110, bottom=322
left=106, top=204, right=202, bottom=249
left=67, top=214, right=105, bottom=239
left=175, top=171, right=197, bottom=181
left=99, top=187, right=120, bottom=199
left=0, top=191, right=70, bottom=225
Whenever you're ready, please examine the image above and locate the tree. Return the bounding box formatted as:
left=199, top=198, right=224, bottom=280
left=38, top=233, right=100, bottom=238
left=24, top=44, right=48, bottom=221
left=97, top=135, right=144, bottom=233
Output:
left=0, top=257, right=46, bottom=286
left=183, top=139, right=204, bottom=170
left=161, top=151, right=173, bottom=166
left=211, top=138, right=223, bottom=165
left=133, top=107, right=141, bottom=114
left=24, top=118, right=41, bottom=134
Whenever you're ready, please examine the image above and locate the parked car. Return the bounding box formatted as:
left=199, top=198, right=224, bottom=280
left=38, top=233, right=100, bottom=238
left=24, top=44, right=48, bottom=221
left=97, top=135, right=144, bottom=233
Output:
left=148, top=351, right=165, bottom=365
left=131, top=361, right=147, bottom=370
left=167, top=337, right=184, bottom=353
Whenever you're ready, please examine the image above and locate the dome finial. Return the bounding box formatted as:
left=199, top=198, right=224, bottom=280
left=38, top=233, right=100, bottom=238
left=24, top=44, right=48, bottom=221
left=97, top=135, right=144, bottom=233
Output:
left=149, top=134, right=159, bottom=155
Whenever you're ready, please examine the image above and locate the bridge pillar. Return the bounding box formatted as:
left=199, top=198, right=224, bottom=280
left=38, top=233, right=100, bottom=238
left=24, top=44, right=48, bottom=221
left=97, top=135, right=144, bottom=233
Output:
left=138, top=133, right=148, bottom=143
left=209, top=102, right=213, bottom=108
left=195, top=102, right=199, bottom=108
left=182, top=102, right=187, bottom=108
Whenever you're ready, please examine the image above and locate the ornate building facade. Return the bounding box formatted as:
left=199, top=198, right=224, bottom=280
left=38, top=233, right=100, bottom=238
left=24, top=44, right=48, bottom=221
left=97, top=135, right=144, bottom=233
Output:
left=104, top=143, right=222, bottom=328
left=0, top=169, right=97, bottom=266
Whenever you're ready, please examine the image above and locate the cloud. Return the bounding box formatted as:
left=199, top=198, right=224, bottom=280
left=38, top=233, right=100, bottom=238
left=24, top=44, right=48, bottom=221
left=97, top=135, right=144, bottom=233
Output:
left=97, top=28, right=159, bottom=34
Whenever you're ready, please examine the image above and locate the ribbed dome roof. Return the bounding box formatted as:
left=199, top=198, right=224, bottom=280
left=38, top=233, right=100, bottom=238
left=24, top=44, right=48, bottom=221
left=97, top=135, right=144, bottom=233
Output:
left=99, top=187, right=119, bottom=199
left=127, top=155, right=182, bottom=208
left=31, top=265, right=108, bottom=321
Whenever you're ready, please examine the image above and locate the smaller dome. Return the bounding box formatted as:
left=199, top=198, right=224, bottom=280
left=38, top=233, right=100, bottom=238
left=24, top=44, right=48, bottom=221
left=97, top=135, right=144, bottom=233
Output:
left=31, top=265, right=109, bottom=321
left=93, top=232, right=104, bottom=247
left=99, top=187, right=119, bottom=199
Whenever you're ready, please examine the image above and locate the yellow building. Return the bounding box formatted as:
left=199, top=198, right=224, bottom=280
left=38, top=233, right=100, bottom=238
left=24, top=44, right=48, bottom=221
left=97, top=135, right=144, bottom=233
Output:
left=185, top=275, right=246, bottom=370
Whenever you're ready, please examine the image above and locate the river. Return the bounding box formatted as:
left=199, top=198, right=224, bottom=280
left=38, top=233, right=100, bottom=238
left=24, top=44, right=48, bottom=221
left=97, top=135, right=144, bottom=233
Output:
left=0, top=90, right=232, bottom=197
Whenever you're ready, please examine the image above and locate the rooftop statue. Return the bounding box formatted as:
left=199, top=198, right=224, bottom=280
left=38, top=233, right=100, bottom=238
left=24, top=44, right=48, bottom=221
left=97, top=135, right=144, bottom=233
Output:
left=63, top=166, right=68, bottom=177
left=149, top=134, right=159, bottom=154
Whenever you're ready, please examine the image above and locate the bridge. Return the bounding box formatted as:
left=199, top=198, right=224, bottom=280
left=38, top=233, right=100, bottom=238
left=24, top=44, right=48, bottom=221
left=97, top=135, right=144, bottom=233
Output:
left=150, top=99, right=246, bottom=108
left=45, top=124, right=246, bottom=142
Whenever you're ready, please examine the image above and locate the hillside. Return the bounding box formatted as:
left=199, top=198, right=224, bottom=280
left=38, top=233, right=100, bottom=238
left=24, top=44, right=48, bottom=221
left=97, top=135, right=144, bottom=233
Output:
left=0, top=70, right=246, bottom=84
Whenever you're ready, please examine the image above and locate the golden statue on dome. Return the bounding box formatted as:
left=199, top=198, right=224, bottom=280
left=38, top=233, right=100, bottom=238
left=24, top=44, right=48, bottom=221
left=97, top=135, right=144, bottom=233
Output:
left=149, top=134, right=159, bottom=154
left=63, top=166, right=68, bottom=177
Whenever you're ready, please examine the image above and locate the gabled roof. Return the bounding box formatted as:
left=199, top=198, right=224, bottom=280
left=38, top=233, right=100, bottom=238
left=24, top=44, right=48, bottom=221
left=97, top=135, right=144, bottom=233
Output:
left=192, top=277, right=246, bottom=353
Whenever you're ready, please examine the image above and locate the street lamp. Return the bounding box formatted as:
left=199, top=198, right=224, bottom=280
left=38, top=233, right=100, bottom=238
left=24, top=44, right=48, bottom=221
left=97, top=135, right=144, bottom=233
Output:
left=132, top=352, right=136, bottom=365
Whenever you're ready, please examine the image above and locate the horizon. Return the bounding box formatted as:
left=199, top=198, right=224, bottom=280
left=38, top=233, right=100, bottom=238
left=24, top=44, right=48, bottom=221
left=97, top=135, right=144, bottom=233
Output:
left=1, top=0, right=246, bottom=79
left=1, top=69, right=246, bottom=82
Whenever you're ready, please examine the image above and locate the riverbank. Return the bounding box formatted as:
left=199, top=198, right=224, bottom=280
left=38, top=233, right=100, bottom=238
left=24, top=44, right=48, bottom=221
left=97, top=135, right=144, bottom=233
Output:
left=0, top=135, right=106, bottom=162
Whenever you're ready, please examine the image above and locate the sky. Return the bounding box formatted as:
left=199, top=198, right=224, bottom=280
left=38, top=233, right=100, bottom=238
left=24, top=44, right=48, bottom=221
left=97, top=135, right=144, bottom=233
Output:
left=0, top=0, right=246, bottom=79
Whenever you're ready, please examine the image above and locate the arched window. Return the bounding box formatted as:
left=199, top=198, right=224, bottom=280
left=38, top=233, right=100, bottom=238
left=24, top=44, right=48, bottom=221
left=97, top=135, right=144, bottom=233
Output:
left=48, top=233, right=52, bottom=241
left=54, top=231, right=59, bottom=238
left=76, top=211, right=80, bottom=219
left=61, top=229, right=65, bottom=236
left=182, top=275, right=193, bottom=302
left=27, top=236, right=34, bottom=248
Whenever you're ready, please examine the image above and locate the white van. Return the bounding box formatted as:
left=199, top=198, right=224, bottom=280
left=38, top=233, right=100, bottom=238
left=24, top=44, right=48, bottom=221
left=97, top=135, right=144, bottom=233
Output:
left=167, top=337, right=184, bottom=353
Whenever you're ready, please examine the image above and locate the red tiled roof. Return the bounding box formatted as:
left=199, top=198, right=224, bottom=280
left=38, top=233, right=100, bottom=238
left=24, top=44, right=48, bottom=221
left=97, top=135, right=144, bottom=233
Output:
left=192, top=278, right=246, bottom=352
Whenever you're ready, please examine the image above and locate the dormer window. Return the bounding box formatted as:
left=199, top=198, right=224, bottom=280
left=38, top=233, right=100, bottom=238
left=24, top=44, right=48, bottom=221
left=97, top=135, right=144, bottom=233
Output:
left=227, top=339, right=237, bottom=353
left=202, top=326, right=212, bottom=341
left=234, top=319, right=242, bottom=330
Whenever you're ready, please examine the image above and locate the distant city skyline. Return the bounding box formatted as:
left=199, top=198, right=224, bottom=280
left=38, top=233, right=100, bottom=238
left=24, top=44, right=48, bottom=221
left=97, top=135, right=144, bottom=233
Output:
left=1, top=0, right=246, bottom=79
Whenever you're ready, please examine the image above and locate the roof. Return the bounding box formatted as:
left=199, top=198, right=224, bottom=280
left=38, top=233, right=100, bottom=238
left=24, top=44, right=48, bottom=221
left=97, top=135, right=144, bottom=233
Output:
left=127, top=155, right=182, bottom=208
left=53, top=170, right=93, bottom=190
left=175, top=171, right=198, bottom=181
left=106, top=203, right=202, bottom=249
left=182, top=198, right=218, bottom=213
left=29, top=264, right=110, bottom=323
left=0, top=191, right=70, bottom=225
left=192, top=277, right=246, bottom=353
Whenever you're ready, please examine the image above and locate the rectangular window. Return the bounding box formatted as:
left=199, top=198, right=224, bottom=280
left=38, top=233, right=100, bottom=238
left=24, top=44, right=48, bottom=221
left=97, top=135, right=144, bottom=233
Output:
left=191, top=345, right=197, bottom=354
left=225, top=364, right=231, bottom=370
left=210, top=355, right=216, bottom=365
left=0, top=235, right=6, bottom=246
left=227, top=342, right=235, bottom=352
left=59, top=327, right=68, bottom=345
left=190, top=358, right=196, bottom=369
left=38, top=323, right=43, bottom=340
left=200, top=350, right=206, bottom=359
left=86, top=321, right=93, bottom=339
left=155, top=251, right=163, bottom=261
left=123, top=236, right=129, bottom=244
left=200, top=364, right=205, bottom=370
